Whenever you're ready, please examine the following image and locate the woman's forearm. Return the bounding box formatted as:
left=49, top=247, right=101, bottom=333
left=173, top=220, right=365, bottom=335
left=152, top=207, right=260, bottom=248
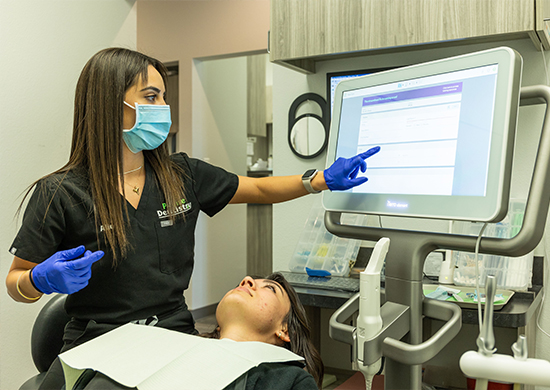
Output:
left=6, top=259, right=43, bottom=303
left=230, top=173, right=327, bottom=204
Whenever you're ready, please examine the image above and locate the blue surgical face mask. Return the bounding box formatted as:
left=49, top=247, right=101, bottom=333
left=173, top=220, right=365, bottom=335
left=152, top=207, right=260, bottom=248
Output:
left=122, top=101, right=172, bottom=153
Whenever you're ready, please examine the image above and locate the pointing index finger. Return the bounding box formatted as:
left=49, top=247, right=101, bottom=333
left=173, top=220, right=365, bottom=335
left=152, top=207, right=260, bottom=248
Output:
left=359, top=146, right=381, bottom=160
left=66, top=251, right=105, bottom=270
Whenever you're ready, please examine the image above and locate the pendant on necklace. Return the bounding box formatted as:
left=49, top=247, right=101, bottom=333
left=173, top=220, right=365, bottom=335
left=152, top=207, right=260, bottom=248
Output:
left=133, top=186, right=140, bottom=195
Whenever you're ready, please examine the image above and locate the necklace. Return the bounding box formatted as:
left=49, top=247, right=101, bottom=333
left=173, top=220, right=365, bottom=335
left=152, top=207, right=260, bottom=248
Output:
left=124, top=181, right=141, bottom=195
left=118, top=165, right=143, bottom=176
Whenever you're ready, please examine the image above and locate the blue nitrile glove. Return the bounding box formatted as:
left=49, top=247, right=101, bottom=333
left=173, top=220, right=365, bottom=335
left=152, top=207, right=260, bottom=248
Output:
left=31, top=246, right=104, bottom=294
left=324, top=146, right=381, bottom=191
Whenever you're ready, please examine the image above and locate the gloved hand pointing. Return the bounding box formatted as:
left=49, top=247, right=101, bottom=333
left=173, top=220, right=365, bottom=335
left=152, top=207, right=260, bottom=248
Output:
left=31, top=246, right=104, bottom=295
left=324, top=146, right=381, bottom=191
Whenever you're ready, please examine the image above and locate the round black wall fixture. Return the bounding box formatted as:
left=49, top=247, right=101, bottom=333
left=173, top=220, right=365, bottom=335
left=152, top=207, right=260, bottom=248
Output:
left=288, top=93, right=329, bottom=159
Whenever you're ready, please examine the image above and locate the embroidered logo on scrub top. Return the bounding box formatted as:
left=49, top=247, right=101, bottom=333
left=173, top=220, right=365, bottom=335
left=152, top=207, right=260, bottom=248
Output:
left=156, top=199, right=192, bottom=227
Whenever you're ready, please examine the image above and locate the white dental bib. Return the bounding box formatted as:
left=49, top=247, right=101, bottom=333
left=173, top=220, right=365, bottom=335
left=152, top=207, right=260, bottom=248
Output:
left=59, top=323, right=304, bottom=390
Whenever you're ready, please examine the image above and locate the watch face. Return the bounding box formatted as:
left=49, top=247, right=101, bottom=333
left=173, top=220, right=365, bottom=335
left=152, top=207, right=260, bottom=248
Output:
left=302, top=169, right=317, bottom=179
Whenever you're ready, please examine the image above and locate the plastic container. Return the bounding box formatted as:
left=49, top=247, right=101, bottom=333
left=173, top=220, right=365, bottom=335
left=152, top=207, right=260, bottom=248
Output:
left=289, top=203, right=365, bottom=276
left=453, top=199, right=533, bottom=291
left=453, top=251, right=533, bottom=291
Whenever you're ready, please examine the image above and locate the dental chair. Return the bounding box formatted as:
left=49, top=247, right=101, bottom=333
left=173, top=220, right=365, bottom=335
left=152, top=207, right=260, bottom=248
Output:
left=20, top=294, right=70, bottom=390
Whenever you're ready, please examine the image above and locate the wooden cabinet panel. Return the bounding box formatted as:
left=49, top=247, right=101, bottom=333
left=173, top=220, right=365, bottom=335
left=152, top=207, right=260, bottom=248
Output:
left=271, top=0, right=548, bottom=73
left=247, top=204, right=273, bottom=277
left=247, top=55, right=267, bottom=137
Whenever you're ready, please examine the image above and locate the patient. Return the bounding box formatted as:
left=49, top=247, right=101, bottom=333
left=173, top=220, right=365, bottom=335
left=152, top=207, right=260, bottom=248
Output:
left=203, top=272, right=324, bottom=389
left=79, top=273, right=323, bottom=390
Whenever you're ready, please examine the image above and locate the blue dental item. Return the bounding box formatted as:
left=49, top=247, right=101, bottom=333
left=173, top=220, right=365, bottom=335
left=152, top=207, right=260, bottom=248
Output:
left=426, top=286, right=463, bottom=302
left=305, top=268, right=331, bottom=277
left=426, top=286, right=451, bottom=301
left=466, top=291, right=505, bottom=303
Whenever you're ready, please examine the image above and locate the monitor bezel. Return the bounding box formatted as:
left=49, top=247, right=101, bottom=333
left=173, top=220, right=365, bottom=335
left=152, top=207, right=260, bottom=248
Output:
left=322, top=47, right=522, bottom=222
left=326, top=67, right=397, bottom=120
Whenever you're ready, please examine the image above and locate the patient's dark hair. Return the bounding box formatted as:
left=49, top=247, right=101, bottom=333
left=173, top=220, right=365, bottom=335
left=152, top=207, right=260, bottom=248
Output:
left=200, top=272, right=324, bottom=389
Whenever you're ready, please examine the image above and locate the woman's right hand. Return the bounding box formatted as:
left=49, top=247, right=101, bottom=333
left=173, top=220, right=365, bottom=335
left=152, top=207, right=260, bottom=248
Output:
left=31, top=246, right=104, bottom=294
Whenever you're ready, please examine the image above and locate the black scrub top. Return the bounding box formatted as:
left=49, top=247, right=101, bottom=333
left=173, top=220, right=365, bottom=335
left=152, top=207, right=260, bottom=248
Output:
left=225, top=363, right=318, bottom=390
left=9, top=153, right=239, bottom=324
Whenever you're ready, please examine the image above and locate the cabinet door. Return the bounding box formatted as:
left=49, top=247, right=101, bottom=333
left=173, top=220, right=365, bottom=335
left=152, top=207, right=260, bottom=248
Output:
left=271, top=0, right=542, bottom=72
left=247, top=55, right=267, bottom=137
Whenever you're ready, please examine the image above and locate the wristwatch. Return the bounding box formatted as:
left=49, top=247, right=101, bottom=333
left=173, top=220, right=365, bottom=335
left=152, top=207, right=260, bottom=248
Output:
left=302, top=169, right=321, bottom=194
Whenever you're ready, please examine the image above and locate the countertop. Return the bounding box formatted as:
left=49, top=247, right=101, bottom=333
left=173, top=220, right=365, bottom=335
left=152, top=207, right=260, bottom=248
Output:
left=294, top=282, right=542, bottom=329
left=292, top=256, right=544, bottom=329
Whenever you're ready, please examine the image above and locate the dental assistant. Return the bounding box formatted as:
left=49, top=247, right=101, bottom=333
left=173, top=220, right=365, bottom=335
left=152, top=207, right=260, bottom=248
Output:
left=5, top=48, right=379, bottom=390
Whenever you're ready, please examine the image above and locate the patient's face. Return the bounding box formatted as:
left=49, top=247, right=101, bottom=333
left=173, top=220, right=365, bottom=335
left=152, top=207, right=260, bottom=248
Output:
left=217, top=276, right=291, bottom=338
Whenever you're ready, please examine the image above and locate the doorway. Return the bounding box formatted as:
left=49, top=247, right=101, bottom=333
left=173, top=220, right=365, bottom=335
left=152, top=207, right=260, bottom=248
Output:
left=189, top=52, right=273, bottom=309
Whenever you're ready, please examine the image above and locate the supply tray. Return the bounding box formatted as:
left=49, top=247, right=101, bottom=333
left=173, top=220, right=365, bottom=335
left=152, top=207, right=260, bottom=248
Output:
left=289, top=202, right=364, bottom=277
left=423, top=284, right=514, bottom=310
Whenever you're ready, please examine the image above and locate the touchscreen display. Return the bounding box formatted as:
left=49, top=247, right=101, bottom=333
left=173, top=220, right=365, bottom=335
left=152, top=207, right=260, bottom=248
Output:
left=323, top=47, right=522, bottom=222
left=336, top=65, right=498, bottom=198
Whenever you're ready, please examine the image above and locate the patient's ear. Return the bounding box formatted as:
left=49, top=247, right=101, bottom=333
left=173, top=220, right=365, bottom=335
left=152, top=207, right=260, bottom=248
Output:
left=278, top=328, right=291, bottom=343
left=282, top=332, right=290, bottom=343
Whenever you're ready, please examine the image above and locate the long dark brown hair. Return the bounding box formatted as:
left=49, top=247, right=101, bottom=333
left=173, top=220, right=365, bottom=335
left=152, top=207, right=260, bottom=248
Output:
left=201, top=273, right=324, bottom=389
left=19, top=47, right=186, bottom=264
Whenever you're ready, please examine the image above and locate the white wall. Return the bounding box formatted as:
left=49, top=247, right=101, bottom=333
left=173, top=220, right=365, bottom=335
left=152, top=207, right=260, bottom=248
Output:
left=189, top=56, right=248, bottom=310
left=136, top=0, right=269, bottom=154
left=0, top=1, right=136, bottom=388
left=272, top=39, right=550, bottom=372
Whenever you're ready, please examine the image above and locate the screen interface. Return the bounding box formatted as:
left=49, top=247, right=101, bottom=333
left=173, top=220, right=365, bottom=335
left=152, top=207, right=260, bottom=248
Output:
left=329, top=73, right=369, bottom=115
left=335, top=64, right=498, bottom=198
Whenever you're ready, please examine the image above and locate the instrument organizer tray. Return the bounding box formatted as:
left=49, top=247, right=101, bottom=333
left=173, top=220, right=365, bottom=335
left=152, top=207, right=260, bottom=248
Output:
left=423, top=284, right=514, bottom=310
left=279, top=271, right=359, bottom=292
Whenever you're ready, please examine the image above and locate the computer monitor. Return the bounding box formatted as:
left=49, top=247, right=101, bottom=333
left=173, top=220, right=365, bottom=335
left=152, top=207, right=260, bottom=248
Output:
left=327, top=68, right=394, bottom=118
left=323, top=47, right=522, bottom=222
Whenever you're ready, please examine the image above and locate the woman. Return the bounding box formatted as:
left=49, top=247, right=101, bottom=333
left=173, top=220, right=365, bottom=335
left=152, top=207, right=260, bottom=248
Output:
left=78, top=273, right=322, bottom=390
left=204, top=273, right=323, bottom=389
left=5, top=48, right=378, bottom=389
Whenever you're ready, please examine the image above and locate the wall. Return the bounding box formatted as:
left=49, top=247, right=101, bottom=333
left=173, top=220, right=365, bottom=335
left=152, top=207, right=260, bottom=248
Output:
left=136, top=0, right=270, bottom=153
left=191, top=56, right=247, bottom=309
left=136, top=1, right=270, bottom=310
left=0, top=1, right=137, bottom=388
left=272, top=39, right=550, bottom=372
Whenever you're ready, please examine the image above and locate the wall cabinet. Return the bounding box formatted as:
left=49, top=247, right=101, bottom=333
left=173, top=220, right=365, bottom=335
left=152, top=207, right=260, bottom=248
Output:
left=247, top=55, right=267, bottom=136
left=270, top=0, right=550, bottom=73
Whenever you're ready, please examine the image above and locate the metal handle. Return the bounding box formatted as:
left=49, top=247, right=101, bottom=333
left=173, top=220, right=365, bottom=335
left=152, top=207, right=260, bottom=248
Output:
left=329, top=292, right=359, bottom=345
left=329, top=291, right=460, bottom=365
left=382, top=299, right=462, bottom=365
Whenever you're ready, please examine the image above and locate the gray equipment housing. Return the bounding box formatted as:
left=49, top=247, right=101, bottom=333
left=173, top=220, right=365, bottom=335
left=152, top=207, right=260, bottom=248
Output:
left=328, top=85, right=550, bottom=390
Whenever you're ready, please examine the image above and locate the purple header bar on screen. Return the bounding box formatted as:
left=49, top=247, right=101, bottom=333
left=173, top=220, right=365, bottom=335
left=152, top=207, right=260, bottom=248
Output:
left=362, top=82, right=463, bottom=107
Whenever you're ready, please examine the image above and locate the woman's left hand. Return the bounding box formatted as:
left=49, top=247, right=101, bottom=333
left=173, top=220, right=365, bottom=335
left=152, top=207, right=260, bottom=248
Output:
left=324, top=146, right=381, bottom=191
